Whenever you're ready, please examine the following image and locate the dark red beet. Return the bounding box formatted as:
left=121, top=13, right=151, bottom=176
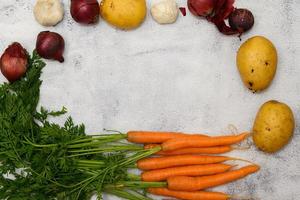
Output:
left=0, top=42, right=28, bottom=82
left=229, top=8, right=254, bottom=33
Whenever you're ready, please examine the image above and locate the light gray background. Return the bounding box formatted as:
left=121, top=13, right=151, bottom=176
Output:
left=0, top=0, right=299, bottom=199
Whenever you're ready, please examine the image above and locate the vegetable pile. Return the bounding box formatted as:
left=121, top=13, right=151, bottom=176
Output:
left=0, top=0, right=294, bottom=199
left=0, top=46, right=260, bottom=199
left=32, top=0, right=255, bottom=35
left=188, top=0, right=254, bottom=35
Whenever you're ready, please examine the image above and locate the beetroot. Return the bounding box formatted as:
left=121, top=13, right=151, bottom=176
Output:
left=187, top=0, right=254, bottom=36
left=229, top=8, right=254, bottom=34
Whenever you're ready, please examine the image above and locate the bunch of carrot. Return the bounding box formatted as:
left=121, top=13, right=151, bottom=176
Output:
left=126, top=131, right=260, bottom=200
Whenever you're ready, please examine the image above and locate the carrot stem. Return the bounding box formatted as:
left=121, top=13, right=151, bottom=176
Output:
left=104, top=188, right=152, bottom=200
left=117, top=181, right=167, bottom=189
left=127, top=174, right=141, bottom=181
left=67, top=134, right=127, bottom=145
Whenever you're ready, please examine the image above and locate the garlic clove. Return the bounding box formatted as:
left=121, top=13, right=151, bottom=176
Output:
left=34, top=0, right=64, bottom=27
left=151, top=0, right=179, bottom=24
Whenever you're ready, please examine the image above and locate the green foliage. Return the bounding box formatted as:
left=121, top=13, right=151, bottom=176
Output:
left=0, top=52, right=86, bottom=199
left=0, top=52, right=157, bottom=200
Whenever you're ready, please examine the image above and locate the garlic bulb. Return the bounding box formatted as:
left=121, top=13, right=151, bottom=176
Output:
left=34, top=0, right=64, bottom=26
left=151, top=0, right=179, bottom=24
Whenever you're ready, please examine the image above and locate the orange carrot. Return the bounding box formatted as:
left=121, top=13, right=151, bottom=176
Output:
left=167, top=165, right=260, bottom=191
left=141, top=164, right=233, bottom=182
left=148, top=188, right=230, bottom=200
left=144, top=144, right=232, bottom=155
left=162, top=132, right=249, bottom=151
left=127, top=131, right=208, bottom=144
left=159, top=146, right=233, bottom=156
left=137, top=155, right=238, bottom=170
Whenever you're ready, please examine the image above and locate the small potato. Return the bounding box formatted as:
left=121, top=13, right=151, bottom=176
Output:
left=100, top=0, right=146, bottom=30
left=253, top=100, right=295, bottom=153
left=237, top=36, right=277, bottom=92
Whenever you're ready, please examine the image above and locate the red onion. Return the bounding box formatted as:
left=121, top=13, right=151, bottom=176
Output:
left=36, top=31, right=65, bottom=63
left=214, top=20, right=238, bottom=35
left=179, top=7, right=187, bottom=16
left=187, top=0, right=216, bottom=17
left=229, top=8, right=254, bottom=33
left=0, top=42, right=28, bottom=82
left=206, top=0, right=236, bottom=35
left=211, top=0, right=226, bottom=18
left=188, top=0, right=237, bottom=35
left=71, top=0, right=100, bottom=24
left=211, top=0, right=234, bottom=21
left=187, top=0, right=254, bottom=36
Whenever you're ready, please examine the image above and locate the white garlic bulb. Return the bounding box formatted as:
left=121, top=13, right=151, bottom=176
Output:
left=151, top=0, right=179, bottom=24
left=34, top=0, right=64, bottom=26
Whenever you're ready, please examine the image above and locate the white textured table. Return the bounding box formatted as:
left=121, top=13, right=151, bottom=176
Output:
left=0, top=0, right=300, bottom=199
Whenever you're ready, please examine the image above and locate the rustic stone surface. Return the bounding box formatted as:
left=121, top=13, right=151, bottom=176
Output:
left=0, top=0, right=299, bottom=199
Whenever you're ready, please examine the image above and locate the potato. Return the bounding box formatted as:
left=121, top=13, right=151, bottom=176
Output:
left=252, top=100, right=295, bottom=153
left=237, top=36, right=277, bottom=92
left=100, top=0, right=146, bottom=30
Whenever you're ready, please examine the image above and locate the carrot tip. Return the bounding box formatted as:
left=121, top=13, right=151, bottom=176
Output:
left=228, top=157, right=256, bottom=165
left=230, top=195, right=260, bottom=200
left=231, top=164, right=239, bottom=169
left=243, top=132, right=251, bottom=138
left=227, top=124, right=239, bottom=134
left=232, top=144, right=252, bottom=150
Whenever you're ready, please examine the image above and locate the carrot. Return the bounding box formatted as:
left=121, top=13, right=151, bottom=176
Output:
left=162, top=132, right=249, bottom=151
left=167, top=165, right=260, bottom=191
left=144, top=144, right=232, bottom=155
left=159, top=146, right=233, bottom=156
left=141, top=163, right=233, bottom=182
left=137, top=155, right=242, bottom=170
left=127, top=131, right=208, bottom=144
left=148, top=188, right=230, bottom=200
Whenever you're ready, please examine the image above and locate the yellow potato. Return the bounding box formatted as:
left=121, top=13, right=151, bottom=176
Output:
left=237, top=36, right=277, bottom=92
left=253, top=100, right=294, bottom=153
left=100, top=0, right=146, bottom=30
